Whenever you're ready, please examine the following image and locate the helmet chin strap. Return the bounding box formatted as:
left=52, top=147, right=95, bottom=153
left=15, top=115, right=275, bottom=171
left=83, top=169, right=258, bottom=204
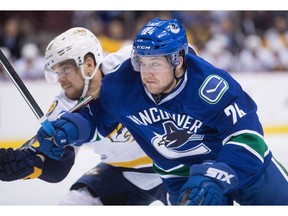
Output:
left=79, top=65, right=98, bottom=99
left=81, top=78, right=90, bottom=99
left=173, top=67, right=183, bottom=83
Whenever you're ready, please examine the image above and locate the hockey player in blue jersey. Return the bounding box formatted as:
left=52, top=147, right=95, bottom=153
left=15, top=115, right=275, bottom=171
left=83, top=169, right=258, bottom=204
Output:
left=36, top=18, right=288, bottom=205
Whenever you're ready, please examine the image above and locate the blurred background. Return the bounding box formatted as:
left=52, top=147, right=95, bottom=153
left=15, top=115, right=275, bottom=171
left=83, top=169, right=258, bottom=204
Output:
left=1, top=11, right=288, bottom=80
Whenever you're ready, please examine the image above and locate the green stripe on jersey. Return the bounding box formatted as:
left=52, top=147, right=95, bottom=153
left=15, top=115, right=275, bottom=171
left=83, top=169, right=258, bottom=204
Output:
left=153, top=164, right=190, bottom=178
left=273, top=157, right=288, bottom=176
left=228, top=133, right=268, bottom=158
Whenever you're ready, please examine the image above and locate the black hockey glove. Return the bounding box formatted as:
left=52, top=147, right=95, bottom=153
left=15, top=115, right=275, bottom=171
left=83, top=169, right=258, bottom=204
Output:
left=0, top=147, right=44, bottom=181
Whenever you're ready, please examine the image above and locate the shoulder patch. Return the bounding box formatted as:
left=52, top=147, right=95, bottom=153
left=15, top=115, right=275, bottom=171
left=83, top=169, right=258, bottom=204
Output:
left=199, top=75, right=229, bottom=104
left=47, top=100, right=58, bottom=115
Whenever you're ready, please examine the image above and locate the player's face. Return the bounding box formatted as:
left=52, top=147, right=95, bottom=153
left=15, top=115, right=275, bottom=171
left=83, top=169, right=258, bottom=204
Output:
left=52, top=60, right=84, bottom=100
left=139, top=56, right=176, bottom=94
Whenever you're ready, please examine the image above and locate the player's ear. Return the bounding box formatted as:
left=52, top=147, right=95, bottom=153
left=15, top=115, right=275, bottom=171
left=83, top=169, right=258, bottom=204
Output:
left=84, top=57, right=95, bottom=76
left=175, top=56, right=185, bottom=78
left=176, top=56, right=184, bottom=70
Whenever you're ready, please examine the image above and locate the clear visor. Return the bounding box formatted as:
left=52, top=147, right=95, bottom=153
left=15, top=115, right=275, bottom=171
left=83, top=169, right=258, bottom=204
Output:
left=131, top=51, right=173, bottom=73
left=44, top=59, right=79, bottom=83
left=44, top=66, right=58, bottom=83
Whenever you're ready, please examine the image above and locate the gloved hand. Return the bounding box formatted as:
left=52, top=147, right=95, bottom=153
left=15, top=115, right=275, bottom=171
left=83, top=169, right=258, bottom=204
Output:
left=178, top=161, right=238, bottom=205
left=36, top=133, right=66, bottom=160
left=0, top=147, right=44, bottom=181
left=37, top=112, right=93, bottom=160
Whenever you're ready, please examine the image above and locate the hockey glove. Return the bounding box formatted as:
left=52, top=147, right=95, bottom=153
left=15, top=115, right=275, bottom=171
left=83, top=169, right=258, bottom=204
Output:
left=178, top=161, right=238, bottom=205
left=36, top=133, right=66, bottom=161
left=0, top=147, right=44, bottom=181
left=37, top=112, right=93, bottom=160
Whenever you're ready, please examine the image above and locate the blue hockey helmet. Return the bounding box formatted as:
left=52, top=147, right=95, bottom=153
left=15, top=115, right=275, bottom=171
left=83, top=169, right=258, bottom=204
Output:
left=132, top=18, right=188, bottom=71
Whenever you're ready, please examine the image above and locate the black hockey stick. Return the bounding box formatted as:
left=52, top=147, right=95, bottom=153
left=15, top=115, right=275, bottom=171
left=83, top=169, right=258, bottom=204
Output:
left=0, top=48, right=55, bottom=137
left=18, top=88, right=100, bottom=150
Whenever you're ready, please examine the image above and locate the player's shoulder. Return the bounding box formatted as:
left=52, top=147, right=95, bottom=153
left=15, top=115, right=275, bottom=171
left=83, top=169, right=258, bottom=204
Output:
left=101, top=58, right=137, bottom=99
left=103, top=58, right=135, bottom=83
left=102, top=45, right=132, bottom=75
left=187, top=55, right=241, bottom=108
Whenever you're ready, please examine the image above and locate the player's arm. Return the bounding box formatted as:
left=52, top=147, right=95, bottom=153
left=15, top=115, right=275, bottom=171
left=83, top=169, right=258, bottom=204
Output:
left=0, top=145, right=76, bottom=183
left=36, top=101, right=120, bottom=162
left=214, top=88, right=270, bottom=188
left=180, top=115, right=269, bottom=205
left=200, top=69, right=269, bottom=187
left=178, top=71, right=269, bottom=205
left=38, top=145, right=76, bottom=183
left=36, top=66, right=124, bottom=159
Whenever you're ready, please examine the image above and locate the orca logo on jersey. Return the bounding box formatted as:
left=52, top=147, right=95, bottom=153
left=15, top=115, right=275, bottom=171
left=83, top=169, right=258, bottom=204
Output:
left=151, top=121, right=210, bottom=158
left=199, top=75, right=229, bottom=104
left=155, top=121, right=196, bottom=148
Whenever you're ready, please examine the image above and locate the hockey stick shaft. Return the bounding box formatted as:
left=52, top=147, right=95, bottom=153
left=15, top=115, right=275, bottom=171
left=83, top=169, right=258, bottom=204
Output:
left=69, top=88, right=99, bottom=112
left=0, top=48, right=55, bottom=136
left=18, top=88, right=100, bottom=150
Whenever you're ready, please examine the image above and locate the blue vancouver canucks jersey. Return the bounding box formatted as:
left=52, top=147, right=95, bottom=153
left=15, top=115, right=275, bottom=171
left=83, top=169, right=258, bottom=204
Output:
left=85, top=53, right=272, bottom=193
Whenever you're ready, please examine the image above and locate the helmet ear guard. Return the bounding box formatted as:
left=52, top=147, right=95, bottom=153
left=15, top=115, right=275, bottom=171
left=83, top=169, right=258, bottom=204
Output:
left=168, top=53, right=180, bottom=69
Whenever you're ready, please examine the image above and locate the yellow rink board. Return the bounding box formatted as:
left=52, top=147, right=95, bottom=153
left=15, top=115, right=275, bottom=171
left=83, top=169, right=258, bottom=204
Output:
left=0, top=140, right=39, bottom=149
